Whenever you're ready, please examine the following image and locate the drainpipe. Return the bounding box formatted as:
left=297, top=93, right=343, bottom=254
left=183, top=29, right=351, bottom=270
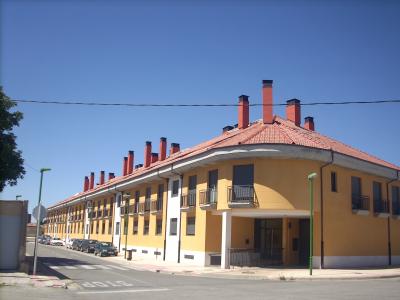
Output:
left=320, top=150, right=334, bottom=269
left=157, top=169, right=169, bottom=261
left=386, top=170, right=398, bottom=266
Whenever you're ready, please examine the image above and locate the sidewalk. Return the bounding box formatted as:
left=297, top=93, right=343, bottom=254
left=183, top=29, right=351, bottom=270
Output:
left=0, top=272, right=70, bottom=288
left=107, top=254, right=400, bottom=281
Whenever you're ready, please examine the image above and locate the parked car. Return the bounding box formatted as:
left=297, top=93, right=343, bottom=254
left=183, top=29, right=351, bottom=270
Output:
left=50, top=237, right=65, bottom=246
left=66, top=238, right=76, bottom=249
left=80, top=239, right=97, bottom=253
left=71, top=239, right=83, bottom=251
left=94, top=242, right=118, bottom=257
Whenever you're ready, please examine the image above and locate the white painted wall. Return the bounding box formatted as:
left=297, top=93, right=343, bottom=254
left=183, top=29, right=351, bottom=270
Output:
left=165, top=176, right=181, bottom=263
left=113, top=193, right=122, bottom=251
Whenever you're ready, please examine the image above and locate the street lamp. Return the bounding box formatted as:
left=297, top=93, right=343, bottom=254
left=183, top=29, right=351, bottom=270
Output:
left=123, top=192, right=131, bottom=259
left=33, top=168, right=51, bottom=276
left=308, top=172, right=317, bottom=276
left=16, top=195, right=22, bottom=201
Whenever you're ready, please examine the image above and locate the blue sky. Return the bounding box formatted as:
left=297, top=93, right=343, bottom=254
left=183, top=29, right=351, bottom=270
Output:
left=1, top=0, right=400, bottom=214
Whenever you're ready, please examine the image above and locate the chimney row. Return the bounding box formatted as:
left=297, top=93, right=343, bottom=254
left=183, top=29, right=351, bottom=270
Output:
left=127, top=150, right=134, bottom=174
left=151, top=153, right=159, bottom=163
left=262, top=80, right=273, bottom=124
left=108, top=172, right=115, bottom=180
left=123, top=157, right=128, bottom=176
left=170, top=143, right=180, bottom=155
left=238, top=95, right=249, bottom=129
left=144, top=141, right=152, bottom=168
left=89, top=172, right=95, bottom=190
left=159, top=137, right=167, bottom=161
left=286, top=99, right=301, bottom=126
left=304, top=116, right=315, bottom=131
left=83, top=176, right=89, bottom=192
left=100, top=171, right=105, bottom=185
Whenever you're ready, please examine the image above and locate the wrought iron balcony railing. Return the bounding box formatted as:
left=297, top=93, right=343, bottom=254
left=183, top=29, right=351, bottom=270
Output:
left=181, top=190, right=196, bottom=209
left=352, top=194, right=370, bottom=211
left=151, top=199, right=163, bottom=213
left=199, top=188, right=218, bottom=207
left=228, top=185, right=255, bottom=207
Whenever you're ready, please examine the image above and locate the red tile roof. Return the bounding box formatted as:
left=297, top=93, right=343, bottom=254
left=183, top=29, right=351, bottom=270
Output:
left=49, top=115, right=399, bottom=209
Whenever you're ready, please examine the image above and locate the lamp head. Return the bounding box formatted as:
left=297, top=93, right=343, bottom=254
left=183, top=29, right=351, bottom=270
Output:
left=308, top=172, right=317, bottom=180
left=40, top=168, right=52, bottom=173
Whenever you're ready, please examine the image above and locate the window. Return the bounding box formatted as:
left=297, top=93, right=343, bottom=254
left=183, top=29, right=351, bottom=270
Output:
left=208, top=169, right=218, bottom=189
left=96, top=220, right=100, bottom=234
left=146, top=187, right=151, bottom=199
left=133, top=220, right=138, bottom=235
left=170, top=218, right=177, bottom=235
left=97, top=201, right=100, bottom=210
left=102, top=221, right=105, bottom=234
left=117, top=194, right=121, bottom=208
left=143, top=220, right=149, bottom=235
left=172, top=180, right=179, bottom=196
left=156, top=219, right=162, bottom=235
left=331, top=172, right=337, bottom=192
left=86, top=224, right=89, bottom=234
left=351, top=176, right=362, bottom=196
left=108, top=220, right=112, bottom=234
left=392, top=186, right=400, bottom=215
left=115, top=222, right=120, bottom=235
left=373, top=181, right=382, bottom=201
left=110, top=197, right=114, bottom=216
left=186, top=217, right=195, bottom=236
left=233, top=164, right=254, bottom=186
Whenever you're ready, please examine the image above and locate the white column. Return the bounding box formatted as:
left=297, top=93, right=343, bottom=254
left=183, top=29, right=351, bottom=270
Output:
left=221, top=211, right=232, bottom=269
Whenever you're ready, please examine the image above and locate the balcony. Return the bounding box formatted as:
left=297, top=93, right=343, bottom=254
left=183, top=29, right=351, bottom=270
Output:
left=150, top=199, right=163, bottom=214
left=97, top=210, right=103, bottom=218
left=139, top=199, right=151, bottom=215
left=103, top=208, right=109, bottom=218
left=228, top=185, right=255, bottom=208
left=129, top=203, right=139, bottom=215
left=199, top=188, right=217, bottom=209
left=352, top=194, right=370, bottom=215
left=181, top=190, right=196, bottom=211
left=374, top=199, right=390, bottom=216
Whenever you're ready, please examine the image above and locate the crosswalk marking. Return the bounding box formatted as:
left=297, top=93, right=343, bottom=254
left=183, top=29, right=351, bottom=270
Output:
left=49, top=265, right=60, bottom=269
left=77, top=264, right=96, bottom=270
left=106, top=264, right=128, bottom=270
left=93, top=265, right=111, bottom=270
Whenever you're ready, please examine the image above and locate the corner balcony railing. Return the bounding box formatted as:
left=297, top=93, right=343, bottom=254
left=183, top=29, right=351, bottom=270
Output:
left=393, top=202, right=400, bottom=216
left=352, top=194, right=370, bottom=214
left=228, top=185, right=255, bottom=208
left=139, top=199, right=151, bottom=215
left=199, top=188, right=217, bottom=209
left=150, top=199, right=163, bottom=214
left=181, top=190, right=196, bottom=211
left=374, top=199, right=389, bottom=215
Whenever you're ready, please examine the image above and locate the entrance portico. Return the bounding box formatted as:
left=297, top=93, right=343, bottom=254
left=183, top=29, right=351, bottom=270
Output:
left=218, top=209, right=310, bottom=269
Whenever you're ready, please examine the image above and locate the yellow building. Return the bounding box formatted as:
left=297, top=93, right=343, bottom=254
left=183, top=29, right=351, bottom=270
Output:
left=45, top=80, right=400, bottom=269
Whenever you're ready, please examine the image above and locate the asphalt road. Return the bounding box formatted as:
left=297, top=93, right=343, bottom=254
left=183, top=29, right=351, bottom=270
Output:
left=13, top=243, right=400, bottom=300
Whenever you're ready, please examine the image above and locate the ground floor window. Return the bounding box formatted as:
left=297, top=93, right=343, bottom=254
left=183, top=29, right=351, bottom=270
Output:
left=96, top=220, right=100, bottom=234
left=90, top=222, right=94, bottom=234
left=133, top=219, right=138, bottom=235
left=186, top=216, right=195, bottom=236
left=143, top=219, right=149, bottom=235
left=115, top=222, right=120, bottom=235
left=170, top=218, right=177, bottom=236
left=108, top=220, right=112, bottom=234
left=102, top=221, right=106, bottom=234
left=156, top=219, right=162, bottom=235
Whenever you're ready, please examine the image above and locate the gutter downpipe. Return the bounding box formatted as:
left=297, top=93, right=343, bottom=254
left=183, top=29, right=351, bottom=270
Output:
left=157, top=168, right=169, bottom=261
left=386, top=170, right=398, bottom=266
left=320, top=149, right=334, bottom=269
left=170, top=163, right=183, bottom=264
left=113, top=186, right=124, bottom=253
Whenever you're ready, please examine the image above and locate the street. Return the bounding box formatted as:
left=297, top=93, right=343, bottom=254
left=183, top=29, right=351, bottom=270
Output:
left=2, top=242, right=398, bottom=300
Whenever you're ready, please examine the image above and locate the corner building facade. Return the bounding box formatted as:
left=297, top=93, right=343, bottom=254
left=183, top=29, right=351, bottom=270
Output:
left=45, top=81, right=400, bottom=269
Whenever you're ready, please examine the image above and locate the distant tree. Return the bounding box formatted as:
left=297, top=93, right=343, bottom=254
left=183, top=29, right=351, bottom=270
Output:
left=0, top=86, right=25, bottom=191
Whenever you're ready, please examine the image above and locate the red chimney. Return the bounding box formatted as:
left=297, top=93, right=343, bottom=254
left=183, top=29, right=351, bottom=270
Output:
left=83, top=176, right=89, bottom=192
left=262, top=80, right=273, bottom=124
left=89, top=172, right=94, bottom=190
left=123, top=157, right=128, bottom=176
left=127, top=151, right=134, bottom=174
left=286, top=99, right=301, bottom=126
left=151, top=153, right=159, bottom=163
left=304, top=116, right=315, bottom=131
left=144, top=141, right=152, bottom=168
left=159, top=137, right=167, bottom=161
left=238, top=95, right=249, bottom=129
left=170, top=143, right=180, bottom=155
left=108, top=172, right=115, bottom=180
left=100, top=171, right=105, bottom=185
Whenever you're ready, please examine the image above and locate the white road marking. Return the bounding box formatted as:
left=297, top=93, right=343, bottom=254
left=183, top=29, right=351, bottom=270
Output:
left=93, top=264, right=112, bottom=270
left=64, top=265, right=78, bottom=269
left=48, top=265, right=60, bottom=269
left=77, top=288, right=170, bottom=294
left=106, top=264, right=129, bottom=270
left=77, top=264, right=96, bottom=270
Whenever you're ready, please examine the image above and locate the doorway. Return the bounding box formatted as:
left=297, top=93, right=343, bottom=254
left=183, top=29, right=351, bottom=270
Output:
left=254, top=219, right=283, bottom=265
left=298, top=219, right=310, bottom=266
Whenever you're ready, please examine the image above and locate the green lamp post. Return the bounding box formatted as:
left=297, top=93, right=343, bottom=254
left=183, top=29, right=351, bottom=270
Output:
left=308, top=172, right=317, bottom=276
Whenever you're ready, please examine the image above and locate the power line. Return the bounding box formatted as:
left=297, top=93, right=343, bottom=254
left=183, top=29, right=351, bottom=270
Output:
left=11, top=99, right=400, bottom=107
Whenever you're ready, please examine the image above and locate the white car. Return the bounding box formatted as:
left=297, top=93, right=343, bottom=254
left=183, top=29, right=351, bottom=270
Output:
left=66, top=238, right=76, bottom=249
left=50, top=237, right=65, bottom=246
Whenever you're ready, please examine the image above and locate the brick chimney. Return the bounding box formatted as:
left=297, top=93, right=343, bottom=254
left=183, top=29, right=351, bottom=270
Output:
left=238, top=95, right=249, bottom=129
left=123, top=157, right=128, bottom=176
left=151, top=153, right=158, bottom=163
left=262, top=80, right=273, bottom=124
left=135, top=164, right=143, bottom=169
left=127, top=151, right=134, bottom=174
left=144, top=141, right=152, bottom=168
left=100, top=171, right=105, bottom=185
left=170, top=143, right=180, bottom=155
left=286, top=99, right=301, bottom=126
left=304, top=116, right=315, bottom=131
left=83, top=176, right=89, bottom=192
left=89, top=172, right=95, bottom=190
left=159, top=137, right=167, bottom=161
left=108, top=172, right=115, bottom=180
